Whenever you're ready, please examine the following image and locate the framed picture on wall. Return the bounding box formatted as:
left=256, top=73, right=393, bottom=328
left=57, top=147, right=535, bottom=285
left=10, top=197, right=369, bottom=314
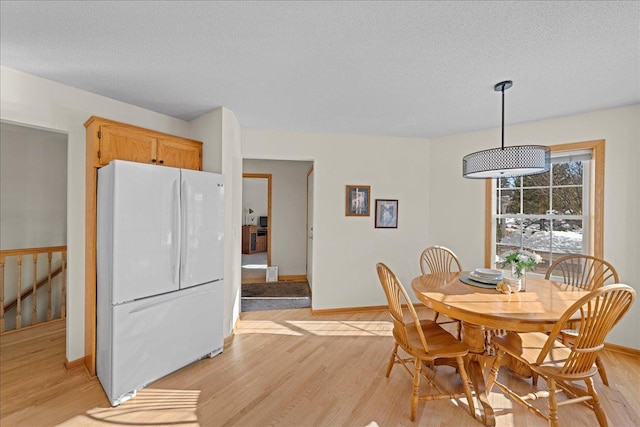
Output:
left=375, top=199, right=398, bottom=228
left=345, top=185, right=371, bottom=216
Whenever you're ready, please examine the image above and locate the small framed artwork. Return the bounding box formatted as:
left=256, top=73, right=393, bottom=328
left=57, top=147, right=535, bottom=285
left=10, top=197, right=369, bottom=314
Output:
left=345, top=185, right=371, bottom=216
left=375, top=199, right=398, bottom=228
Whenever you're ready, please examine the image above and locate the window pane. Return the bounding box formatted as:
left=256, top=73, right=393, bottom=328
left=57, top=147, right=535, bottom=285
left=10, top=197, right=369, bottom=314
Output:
left=522, top=170, right=550, bottom=187
left=495, top=218, right=522, bottom=249
left=553, top=161, right=583, bottom=186
left=497, top=189, right=520, bottom=214
left=522, top=188, right=549, bottom=214
left=552, top=187, right=582, bottom=215
left=550, top=219, right=583, bottom=255
left=498, top=176, right=518, bottom=189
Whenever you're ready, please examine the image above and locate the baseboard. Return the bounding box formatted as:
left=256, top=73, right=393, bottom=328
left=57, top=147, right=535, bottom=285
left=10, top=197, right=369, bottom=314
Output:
left=224, top=318, right=239, bottom=349
left=242, top=275, right=307, bottom=285
left=311, top=302, right=425, bottom=316
left=604, top=342, right=640, bottom=357
left=65, top=356, right=86, bottom=370
left=279, top=275, right=307, bottom=282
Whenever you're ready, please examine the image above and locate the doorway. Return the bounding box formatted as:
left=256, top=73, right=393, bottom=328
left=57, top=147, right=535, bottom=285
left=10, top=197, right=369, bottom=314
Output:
left=240, top=159, right=313, bottom=312
left=241, top=174, right=271, bottom=284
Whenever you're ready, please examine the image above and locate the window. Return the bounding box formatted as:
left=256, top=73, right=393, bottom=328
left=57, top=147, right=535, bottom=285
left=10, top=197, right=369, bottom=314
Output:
left=485, top=140, right=604, bottom=274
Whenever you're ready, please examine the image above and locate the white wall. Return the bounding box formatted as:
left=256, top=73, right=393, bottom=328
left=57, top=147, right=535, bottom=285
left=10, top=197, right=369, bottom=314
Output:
left=0, top=122, right=67, bottom=249
left=0, top=66, right=195, bottom=361
left=242, top=177, right=268, bottom=223
left=243, top=159, right=312, bottom=276
left=428, top=105, right=640, bottom=348
left=242, top=129, right=431, bottom=309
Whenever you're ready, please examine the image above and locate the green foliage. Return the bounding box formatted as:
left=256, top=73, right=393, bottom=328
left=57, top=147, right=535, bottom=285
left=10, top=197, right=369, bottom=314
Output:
left=500, top=250, right=542, bottom=278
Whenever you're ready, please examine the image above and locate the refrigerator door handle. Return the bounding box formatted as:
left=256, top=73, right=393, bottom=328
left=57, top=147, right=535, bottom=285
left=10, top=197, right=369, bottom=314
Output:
left=181, top=178, right=190, bottom=282
left=173, top=178, right=181, bottom=286
left=128, top=288, right=211, bottom=314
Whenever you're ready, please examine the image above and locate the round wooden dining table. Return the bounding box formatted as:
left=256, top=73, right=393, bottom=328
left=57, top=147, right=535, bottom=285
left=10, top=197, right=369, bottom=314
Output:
left=411, top=271, right=590, bottom=426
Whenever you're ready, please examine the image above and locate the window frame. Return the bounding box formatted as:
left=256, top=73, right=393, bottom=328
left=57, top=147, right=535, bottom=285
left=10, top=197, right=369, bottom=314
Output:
left=484, top=139, right=605, bottom=268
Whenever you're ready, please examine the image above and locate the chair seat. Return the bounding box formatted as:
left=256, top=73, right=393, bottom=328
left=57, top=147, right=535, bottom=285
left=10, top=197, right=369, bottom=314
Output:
left=402, top=319, right=469, bottom=361
left=492, top=332, right=598, bottom=380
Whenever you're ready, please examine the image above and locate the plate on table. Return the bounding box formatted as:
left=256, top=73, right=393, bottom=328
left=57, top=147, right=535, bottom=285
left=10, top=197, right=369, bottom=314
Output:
left=460, top=275, right=498, bottom=289
left=469, top=271, right=502, bottom=284
left=473, top=268, right=503, bottom=278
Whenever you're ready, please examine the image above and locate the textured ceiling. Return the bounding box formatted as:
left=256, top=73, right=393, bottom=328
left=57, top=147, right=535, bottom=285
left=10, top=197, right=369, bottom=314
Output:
left=1, top=1, right=638, bottom=139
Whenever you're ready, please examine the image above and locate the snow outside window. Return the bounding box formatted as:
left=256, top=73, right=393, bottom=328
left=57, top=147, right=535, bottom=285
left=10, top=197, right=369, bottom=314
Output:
left=491, top=150, right=592, bottom=275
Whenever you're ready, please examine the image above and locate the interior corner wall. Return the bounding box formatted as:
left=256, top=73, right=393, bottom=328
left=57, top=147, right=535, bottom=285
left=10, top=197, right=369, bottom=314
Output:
left=428, top=104, right=640, bottom=348
left=0, top=66, right=192, bottom=362
left=242, top=129, right=431, bottom=309
left=220, top=108, right=243, bottom=337
left=187, top=106, right=243, bottom=339
left=243, top=159, right=312, bottom=276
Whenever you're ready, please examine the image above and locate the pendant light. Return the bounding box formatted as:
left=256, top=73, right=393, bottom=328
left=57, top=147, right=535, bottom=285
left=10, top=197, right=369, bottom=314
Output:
left=462, top=81, right=550, bottom=179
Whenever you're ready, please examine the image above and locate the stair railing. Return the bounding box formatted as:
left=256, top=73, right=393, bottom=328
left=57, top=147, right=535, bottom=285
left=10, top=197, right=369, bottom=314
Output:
left=0, top=246, right=67, bottom=334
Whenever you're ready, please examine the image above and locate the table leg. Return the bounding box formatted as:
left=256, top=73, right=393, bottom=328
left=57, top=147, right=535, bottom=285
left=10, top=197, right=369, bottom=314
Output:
left=461, top=322, right=495, bottom=426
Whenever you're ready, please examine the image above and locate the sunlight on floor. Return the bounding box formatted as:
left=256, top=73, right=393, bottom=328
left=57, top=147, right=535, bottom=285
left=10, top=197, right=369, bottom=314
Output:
left=237, top=319, right=393, bottom=337
left=237, top=320, right=304, bottom=336
left=242, top=263, right=268, bottom=269
left=288, top=320, right=393, bottom=336
left=57, top=389, right=201, bottom=426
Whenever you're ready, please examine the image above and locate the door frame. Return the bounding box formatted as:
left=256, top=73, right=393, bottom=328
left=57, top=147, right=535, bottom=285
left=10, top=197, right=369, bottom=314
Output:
left=242, top=173, right=272, bottom=266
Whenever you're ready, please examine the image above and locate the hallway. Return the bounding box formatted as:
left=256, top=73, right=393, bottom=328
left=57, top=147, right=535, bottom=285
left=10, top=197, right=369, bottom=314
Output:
left=241, top=251, right=268, bottom=283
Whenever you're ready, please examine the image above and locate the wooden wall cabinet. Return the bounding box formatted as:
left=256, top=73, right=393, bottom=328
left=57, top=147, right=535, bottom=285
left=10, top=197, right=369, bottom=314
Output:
left=84, top=116, right=204, bottom=376
left=85, top=116, right=202, bottom=170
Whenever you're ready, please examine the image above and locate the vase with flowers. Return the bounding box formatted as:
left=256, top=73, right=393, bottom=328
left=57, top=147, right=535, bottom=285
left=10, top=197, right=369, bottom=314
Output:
left=500, top=250, right=542, bottom=292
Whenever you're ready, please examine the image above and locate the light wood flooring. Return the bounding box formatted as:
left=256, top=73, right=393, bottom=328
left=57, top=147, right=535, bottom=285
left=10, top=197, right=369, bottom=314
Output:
left=2, top=308, right=639, bottom=426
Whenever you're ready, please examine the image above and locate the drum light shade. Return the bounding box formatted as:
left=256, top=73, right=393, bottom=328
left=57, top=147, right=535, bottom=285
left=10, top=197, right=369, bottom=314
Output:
left=463, top=81, right=550, bottom=179
left=463, top=145, right=550, bottom=179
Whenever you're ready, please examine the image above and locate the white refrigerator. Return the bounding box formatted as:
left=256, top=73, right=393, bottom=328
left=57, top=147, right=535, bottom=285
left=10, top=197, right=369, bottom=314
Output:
left=96, top=160, right=224, bottom=406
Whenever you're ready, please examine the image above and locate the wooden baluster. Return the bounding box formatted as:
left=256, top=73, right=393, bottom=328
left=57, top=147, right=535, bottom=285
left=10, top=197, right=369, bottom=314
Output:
left=47, top=252, right=53, bottom=321
left=16, top=254, right=22, bottom=329
left=32, top=253, right=38, bottom=325
left=60, top=251, right=66, bottom=319
left=0, top=255, right=5, bottom=333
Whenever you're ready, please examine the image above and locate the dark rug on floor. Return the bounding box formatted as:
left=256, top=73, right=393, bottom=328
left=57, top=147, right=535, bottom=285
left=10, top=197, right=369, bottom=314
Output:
left=241, top=281, right=311, bottom=312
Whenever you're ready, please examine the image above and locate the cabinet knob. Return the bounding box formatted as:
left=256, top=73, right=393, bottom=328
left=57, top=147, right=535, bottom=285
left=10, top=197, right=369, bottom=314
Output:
left=159, top=160, right=164, bottom=165
left=151, top=159, right=157, bottom=163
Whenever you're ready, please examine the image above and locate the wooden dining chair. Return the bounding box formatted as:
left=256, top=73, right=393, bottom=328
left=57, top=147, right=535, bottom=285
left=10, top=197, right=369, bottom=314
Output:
left=545, top=254, right=619, bottom=290
left=486, top=284, right=635, bottom=427
left=544, top=254, right=619, bottom=386
left=375, top=262, right=476, bottom=422
left=419, top=246, right=462, bottom=338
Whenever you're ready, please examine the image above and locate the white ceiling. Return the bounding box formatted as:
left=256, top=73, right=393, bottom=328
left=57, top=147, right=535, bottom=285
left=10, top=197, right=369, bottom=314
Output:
left=1, top=1, right=638, bottom=139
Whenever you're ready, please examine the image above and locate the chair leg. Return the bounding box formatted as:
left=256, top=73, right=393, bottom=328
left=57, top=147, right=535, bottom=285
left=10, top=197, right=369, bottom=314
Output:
left=456, top=356, right=476, bottom=419
left=386, top=343, right=398, bottom=377
left=585, top=377, right=609, bottom=427
left=532, top=371, right=539, bottom=386
left=595, top=355, right=609, bottom=386
left=486, top=349, right=505, bottom=393
left=410, top=357, right=421, bottom=421
left=548, top=378, right=560, bottom=427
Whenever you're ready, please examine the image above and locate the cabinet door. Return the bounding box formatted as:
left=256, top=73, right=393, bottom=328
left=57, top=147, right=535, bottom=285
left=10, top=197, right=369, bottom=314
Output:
left=157, top=138, right=202, bottom=170
left=99, top=125, right=157, bottom=166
